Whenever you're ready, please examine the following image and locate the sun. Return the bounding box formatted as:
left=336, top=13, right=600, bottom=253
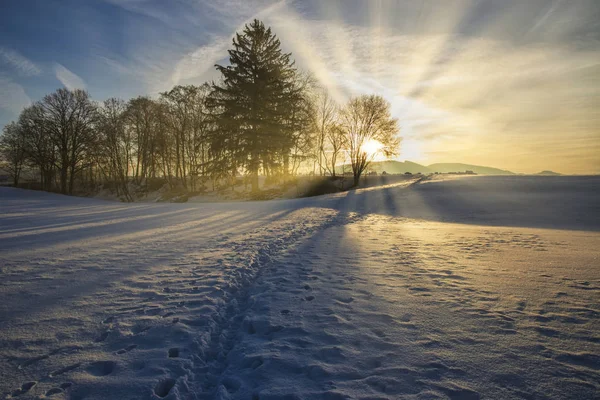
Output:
left=361, top=139, right=384, bottom=158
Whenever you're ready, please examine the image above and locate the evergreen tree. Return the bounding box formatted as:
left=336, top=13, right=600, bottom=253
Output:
left=211, top=19, right=300, bottom=191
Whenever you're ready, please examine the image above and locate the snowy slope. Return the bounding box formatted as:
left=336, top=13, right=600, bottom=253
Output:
left=1, top=176, right=599, bottom=399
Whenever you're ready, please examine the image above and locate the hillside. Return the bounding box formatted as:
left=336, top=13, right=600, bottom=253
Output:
left=365, top=161, right=431, bottom=174
left=363, top=161, right=515, bottom=175
left=537, top=170, right=562, bottom=176
left=427, top=163, right=515, bottom=175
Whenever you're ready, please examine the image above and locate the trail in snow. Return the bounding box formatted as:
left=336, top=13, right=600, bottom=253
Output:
left=218, top=216, right=599, bottom=399
left=0, top=176, right=599, bottom=399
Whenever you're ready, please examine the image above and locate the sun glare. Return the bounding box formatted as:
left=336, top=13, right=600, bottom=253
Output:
left=362, top=139, right=384, bottom=158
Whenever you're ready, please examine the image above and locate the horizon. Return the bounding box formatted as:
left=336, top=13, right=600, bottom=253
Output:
left=1, top=0, right=599, bottom=174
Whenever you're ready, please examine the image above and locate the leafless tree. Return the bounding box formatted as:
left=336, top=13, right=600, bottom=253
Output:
left=18, top=105, right=56, bottom=190
left=0, top=122, right=27, bottom=186
left=325, top=124, right=347, bottom=178
left=38, top=88, right=97, bottom=194
left=340, top=94, right=400, bottom=186
left=97, top=98, right=133, bottom=201
left=125, top=96, right=160, bottom=184
left=312, top=88, right=337, bottom=176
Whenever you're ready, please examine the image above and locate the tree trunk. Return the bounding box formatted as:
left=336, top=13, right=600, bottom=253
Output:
left=283, top=153, right=289, bottom=183
left=353, top=172, right=360, bottom=187
left=60, top=165, right=68, bottom=194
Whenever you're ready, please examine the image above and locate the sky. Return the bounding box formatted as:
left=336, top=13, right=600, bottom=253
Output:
left=1, top=0, right=599, bottom=174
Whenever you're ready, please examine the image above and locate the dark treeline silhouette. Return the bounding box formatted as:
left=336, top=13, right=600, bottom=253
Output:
left=0, top=20, right=400, bottom=199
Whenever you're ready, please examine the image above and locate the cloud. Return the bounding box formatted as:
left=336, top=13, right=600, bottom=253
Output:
left=54, top=63, right=86, bottom=90
left=256, top=1, right=600, bottom=173
left=95, top=0, right=286, bottom=93
left=170, top=1, right=286, bottom=87
left=0, top=47, right=42, bottom=76
left=171, top=36, right=231, bottom=86
left=103, top=0, right=188, bottom=27
left=0, top=75, right=31, bottom=115
left=202, top=0, right=284, bottom=24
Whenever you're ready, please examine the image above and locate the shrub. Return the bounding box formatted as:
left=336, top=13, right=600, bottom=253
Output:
left=302, top=178, right=342, bottom=198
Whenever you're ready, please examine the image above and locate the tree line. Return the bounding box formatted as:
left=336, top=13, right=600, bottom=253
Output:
left=0, top=20, right=399, bottom=199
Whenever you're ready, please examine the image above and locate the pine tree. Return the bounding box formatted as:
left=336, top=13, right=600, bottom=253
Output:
left=211, top=19, right=300, bottom=192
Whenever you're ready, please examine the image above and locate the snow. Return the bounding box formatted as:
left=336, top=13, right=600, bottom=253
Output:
left=1, top=176, right=599, bottom=399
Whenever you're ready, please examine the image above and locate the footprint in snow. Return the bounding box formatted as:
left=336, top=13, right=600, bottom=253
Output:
left=168, top=348, right=180, bottom=358
left=305, top=296, right=315, bottom=301
left=10, top=381, right=36, bottom=397
left=116, top=344, right=138, bottom=355
left=19, top=354, right=49, bottom=369
left=336, top=296, right=354, bottom=304
left=154, top=378, right=176, bottom=398
left=45, top=388, right=64, bottom=396
left=102, top=316, right=116, bottom=324
left=86, top=361, right=116, bottom=376
left=132, top=325, right=151, bottom=335
left=243, top=356, right=264, bottom=370
left=144, top=307, right=162, bottom=316
left=94, top=331, right=109, bottom=343
left=49, top=363, right=81, bottom=378
left=400, top=313, right=412, bottom=322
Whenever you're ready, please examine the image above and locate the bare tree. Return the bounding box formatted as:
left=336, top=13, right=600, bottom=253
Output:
left=312, top=88, right=337, bottom=176
left=39, top=88, right=97, bottom=194
left=187, top=84, right=212, bottom=191
left=325, top=124, right=347, bottom=178
left=160, top=85, right=212, bottom=190
left=340, top=95, right=400, bottom=186
left=126, top=96, right=160, bottom=184
left=286, top=73, right=316, bottom=179
left=0, top=122, right=27, bottom=186
left=97, top=98, right=133, bottom=201
left=19, top=105, right=56, bottom=190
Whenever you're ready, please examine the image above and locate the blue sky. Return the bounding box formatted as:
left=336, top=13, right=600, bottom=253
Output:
left=1, top=0, right=599, bottom=173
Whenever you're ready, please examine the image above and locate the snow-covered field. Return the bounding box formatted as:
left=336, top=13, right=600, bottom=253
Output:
left=1, top=176, right=599, bottom=399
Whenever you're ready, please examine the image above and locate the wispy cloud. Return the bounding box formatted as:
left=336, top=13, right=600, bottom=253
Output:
left=202, top=0, right=284, bottom=25
left=95, top=0, right=285, bottom=94
left=0, top=47, right=42, bottom=77
left=170, top=36, right=231, bottom=86
left=170, top=1, right=286, bottom=87
left=0, top=75, right=31, bottom=115
left=54, top=63, right=86, bottom=90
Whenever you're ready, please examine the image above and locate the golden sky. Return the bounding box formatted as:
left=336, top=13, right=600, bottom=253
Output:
left=259, top=0, right=600, bottom=174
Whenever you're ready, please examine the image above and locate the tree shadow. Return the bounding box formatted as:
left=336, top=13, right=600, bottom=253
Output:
left=311, top=175, right=600, bottom=232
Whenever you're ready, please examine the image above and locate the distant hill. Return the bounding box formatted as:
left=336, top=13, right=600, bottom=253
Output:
left=361, top=161, right=515, bottom=175
left=536, top=170, right=561, bottom=176
left=365, top=161, right=432, bottom=174
left=427, top=163, right=515, bottom=175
